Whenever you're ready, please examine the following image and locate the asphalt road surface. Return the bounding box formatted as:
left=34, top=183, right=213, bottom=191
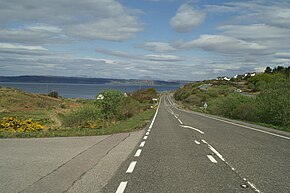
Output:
left=102, top=94, right=290, bottom=193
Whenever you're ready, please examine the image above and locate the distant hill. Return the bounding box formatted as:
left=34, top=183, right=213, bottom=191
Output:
left=0, top=76, right=189, bottom=86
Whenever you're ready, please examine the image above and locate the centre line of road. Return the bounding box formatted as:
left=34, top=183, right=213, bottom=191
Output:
left=143, top=136, right=148, bottom=140
left=140, top=141, right=145, bottom=147
left=115, top=181, right=128, bottom=193
left=194, top=140, right=200, bottom=145
left=177, top=118, right=183, bottom=124
left=134, top=149, right=142, bottom=157
left=149, top=96, right=162, bottom=129
left=126, top=161, right=137, bottom=173
left=145, top=132, right=150, bottom=135
left=181, top=125, right=204, bottom=134
left=207, top=155, right=217, bottom=163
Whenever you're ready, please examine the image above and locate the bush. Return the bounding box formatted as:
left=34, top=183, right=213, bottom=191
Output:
left=48, top=90, right=58, bottom=98
left=95, top=90, right=123, bottom=120
left=256, top=82, right=290, bottom=127
left=61, top=105, right=101, bottom=128
left=117, top=97, right=141, bottom=119
left=132, top=88, right=158, bottom=103
left=0, top=116, right=44, bottom=132
left=232, top=103, right=257, bottom=121
left=208, top=93, right=256, bottom=119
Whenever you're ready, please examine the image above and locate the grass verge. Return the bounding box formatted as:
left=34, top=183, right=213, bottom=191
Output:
left=0, top=109, right=155, bottom=138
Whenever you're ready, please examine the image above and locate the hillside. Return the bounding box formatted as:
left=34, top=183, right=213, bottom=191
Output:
left=174, top=65, right=290, bottom=132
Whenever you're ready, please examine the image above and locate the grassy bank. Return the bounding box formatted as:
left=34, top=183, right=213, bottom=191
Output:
left=0, top=87, right=158, bottom=138
left=0, top=109, right=154, bottom=138
left=174, top=66, right=290, bottom=132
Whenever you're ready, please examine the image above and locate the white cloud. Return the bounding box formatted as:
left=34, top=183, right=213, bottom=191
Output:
left=144, top=54, right=181, bottom=61
left=137, top=42, right=176, bottom=52
left=170, top=4, right=205, bottom=32
left=174, top=35, right=269, bottom=55
left=219, top=24, right=290, bottom=50
left=0, top=0, right=142, bottom=41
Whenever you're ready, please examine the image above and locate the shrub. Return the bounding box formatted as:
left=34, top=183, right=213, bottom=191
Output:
left=48, top=90, right=59, bottom=98
left=61, top=105, right=101, bottom=128
left=117, top=97, right=141, bottom=119
left=95, top=90, right=123, bottom=120
left=132, top=88, right=158, bottom=103
left=0, top=116, right=44, bottom=132
left=232, top=103, right=257, bottom=121
left=208, top=93, right=256, bottom=118
left=256, top=82, right=290, bottom=127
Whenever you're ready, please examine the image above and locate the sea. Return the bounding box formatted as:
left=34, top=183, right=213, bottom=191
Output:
left=0, top=82, right=180, bottom=99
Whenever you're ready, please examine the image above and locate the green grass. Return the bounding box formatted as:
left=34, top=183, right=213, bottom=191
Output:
left=0, top=109, right=155, bottom=138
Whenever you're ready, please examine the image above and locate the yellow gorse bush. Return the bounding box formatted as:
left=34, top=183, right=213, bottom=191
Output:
left=0, top=116, right=44, bottom=133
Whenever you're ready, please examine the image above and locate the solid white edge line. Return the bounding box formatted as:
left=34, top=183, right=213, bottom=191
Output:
left=181, top=125, right=204, bottom=134
left=143, top=136, right=148, bottom=140
left=134, top=149, right=142, bottom=157
left=149, top=96, right=162, bottom=129
left=146, top=132, right=150, bottom=135
left=207, top=155, right=217, bottom=163
left=126, top=161, right=137, bottom=173
left=140, top=141, right=145, bottom=147
left=178, top=119, right=183, bottom=124
left=115, top=181, right=128, bottom=193
left=177, top=108, right=290, bottom=140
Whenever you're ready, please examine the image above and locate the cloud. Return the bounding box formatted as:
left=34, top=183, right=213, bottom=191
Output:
left=0, top=43, right=49, bottom=55
left=219, top=24, right=290, bottom=50
left=173, top=35, right=270, bottom=55
left=137, top=42, right=176, bottom=52
left=96, top=47, right=183, bottom=62
left=0, top=24, right=67, bottom=44
left=170, top=4, right=205, bottom=32
left=0, top=0, right=142, bottom=41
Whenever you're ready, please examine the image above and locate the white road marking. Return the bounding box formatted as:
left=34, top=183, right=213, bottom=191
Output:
left=207, top=155, right=217, bottom=163
left=177, top=108, right=290, bottom=140
left=177, top=119, right=183, bottom=124
left=140, top=141, right=145, bottom=147
left=143, top=136, right=148, bottom=140
left=181, top=125, right=204, bottom=134
left=126, top=161, right=137, bottom=173
left=147, top=129, right=151, bottom=132
left=201, top=139, right=207, bottom=144
left=194, top=140, right=200, bottom=145
left=145, top=132, right=150, bottom=135
left=134, top=149, right=142, bottom=157
left=174, top=115, right=178, bottom=119
left=115, top=181, right=128, bottom=193
left=149, top=97, right=162, bottom=129
left=247, top=181, right=261, bottom=193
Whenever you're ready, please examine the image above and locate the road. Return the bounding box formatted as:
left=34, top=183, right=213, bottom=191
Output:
left=102, top=94, right=290, bottom=193
left=0, top=130, right=145, bottom=193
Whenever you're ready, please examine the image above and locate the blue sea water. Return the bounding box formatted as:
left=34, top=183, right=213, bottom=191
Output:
left=0, top=82, right=180, bottom=99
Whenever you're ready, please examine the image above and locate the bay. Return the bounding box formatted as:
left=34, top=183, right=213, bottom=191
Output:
left=0, top=82, right=180, bottom=99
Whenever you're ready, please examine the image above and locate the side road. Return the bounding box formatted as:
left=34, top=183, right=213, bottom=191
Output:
left=0, top=129, right=145, bottom=193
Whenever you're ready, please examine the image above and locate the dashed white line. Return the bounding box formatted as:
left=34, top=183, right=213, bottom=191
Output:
left=207, top=155, right=217, bottom=163
left=115, top=181, right=128, bottom=193
left=181, top=125, right=204, bottom=134
left=201, top=139, right=207, bottom=144
left=140, top=141, right=145, bottom=147
left=126, top=161, right=137, bottom=173
left=177, top=119, right=183, bottom=124
left=134, top=149, right=142, bottom=157
left=194, top=140, right=200, bottom=145
left=145, top=132, right=150, bottom=135
left=143, top=136, right=148, bottom=140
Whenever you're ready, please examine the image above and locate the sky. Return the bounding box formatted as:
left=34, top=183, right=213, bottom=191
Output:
left=0, top=0, right=290, bottom=81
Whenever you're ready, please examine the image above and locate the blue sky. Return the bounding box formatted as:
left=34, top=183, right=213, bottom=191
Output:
left=0, top=0, right=290, bottom=81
